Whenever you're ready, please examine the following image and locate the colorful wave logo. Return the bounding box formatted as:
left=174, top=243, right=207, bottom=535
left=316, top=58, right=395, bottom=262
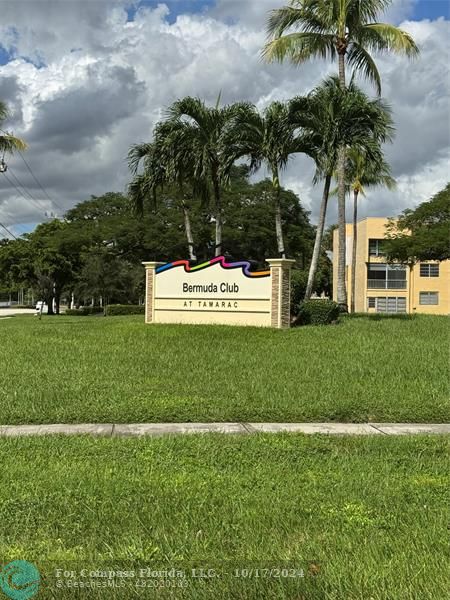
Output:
left=156, top=256, right=270, bottom=278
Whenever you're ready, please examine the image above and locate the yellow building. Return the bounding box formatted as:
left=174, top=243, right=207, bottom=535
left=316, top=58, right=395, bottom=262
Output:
left=332, top=217, right=450, bottom=315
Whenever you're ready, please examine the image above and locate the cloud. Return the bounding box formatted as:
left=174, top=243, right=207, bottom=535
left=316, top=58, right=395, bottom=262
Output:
left=211, top=0, right=418, bottom=27
left=27, top=64, right=146, bottom=154
left=211, top=0, right=286, bottom=27
left=0, top=0, right=128, bottom=63
left=0, top=75, right=24, bottom=128
left=384, top=0, right=418, bottom=23
left=0, top=0, right=448, bottom=235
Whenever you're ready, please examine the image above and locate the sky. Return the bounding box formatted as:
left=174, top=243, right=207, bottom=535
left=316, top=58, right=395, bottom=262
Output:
left=0, top=0, right=449, bottom=238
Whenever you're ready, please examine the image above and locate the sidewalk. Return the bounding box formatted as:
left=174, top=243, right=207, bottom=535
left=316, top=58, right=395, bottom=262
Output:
left=0, top=308, right=36, bottom=317
left=0, top=423, right=448, bottom=437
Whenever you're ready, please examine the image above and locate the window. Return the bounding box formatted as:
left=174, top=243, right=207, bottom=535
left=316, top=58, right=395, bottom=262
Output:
left=420, top=264, right=439, bottom=277
left=368, top=297, right=407, bottom=313
left=368, top=239, right=386, bottom=257
left=367, top=264, right=407, bottom=289
left=419, top=292, right=439, bottom=305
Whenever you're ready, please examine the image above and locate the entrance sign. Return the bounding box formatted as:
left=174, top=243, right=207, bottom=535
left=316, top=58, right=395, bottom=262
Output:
left=143, top=256, right=294, bottom=328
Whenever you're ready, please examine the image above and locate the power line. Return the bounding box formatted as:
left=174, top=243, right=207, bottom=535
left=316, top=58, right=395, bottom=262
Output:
left=0, top=128, right=66, bottom=215
left=17, top=149, right=65, bottom=213
left=0, top=221, right=17, bottom=240
left=7, top=167, right=45, bottom=206
left=1, top=171, right=49, bottom=216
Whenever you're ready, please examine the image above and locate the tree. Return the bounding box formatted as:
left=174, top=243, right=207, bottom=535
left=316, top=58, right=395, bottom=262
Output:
left=0, top=174, right=322, bottom=309
left=289, top=76, right=394, bottom=301
left=222, top=169, right=316, bottom=266
left=128, top=121, right=210, bottom=262
left=164, top=96, right=245, bottom=256
left=28, top=220, right=80, bottom=314
left=0, top=221, right=81, bottom=315
left=263, top=0, right=418, bottom=309
left=385, top=184, right=450, bottom=263
left=0, top=101, right=27, bottom=161
left=74, top=248, right=139, bottom=311
left=0, top=238, right=34, bottom=295
left=223, top=101, right=305, bottom=258
left=345, top=147, right=395, bottom=312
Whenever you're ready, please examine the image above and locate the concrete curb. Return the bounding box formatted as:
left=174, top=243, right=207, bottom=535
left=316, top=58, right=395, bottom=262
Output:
left=0, top=423, right=449, bottom=437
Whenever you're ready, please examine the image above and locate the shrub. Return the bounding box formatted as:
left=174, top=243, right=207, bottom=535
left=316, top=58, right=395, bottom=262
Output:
left=290, top=270, right=309, bottom=315
left=105, top=304, right=145, bottom=316
left=294, top=299, right=340, bottom=326
left=65, top=306, right=103, bottom=316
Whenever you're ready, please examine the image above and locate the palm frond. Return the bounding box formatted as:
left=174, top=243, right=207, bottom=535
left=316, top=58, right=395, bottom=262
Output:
left=0, top=134, right=28, bottom=154
left=128, top=174, right=151, bottom=217
left=347, top=43, right=382, bottom=95
left=0, top=101, right=9, bottom=122
left=357, top=23, right=420, bottom=57
left=165, top=97, right=210, bottom=132
left=262, top=32, right=336, bottom=64
left=266, top=6, right=305, bottom=38
left=127, top=142, right=154, bottom=174
left=345, top=145, right=396, bottom=195
left=346, top=0, right=392, bottom=27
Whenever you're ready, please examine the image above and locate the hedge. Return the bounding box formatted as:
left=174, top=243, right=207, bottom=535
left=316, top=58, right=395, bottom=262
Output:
left=294, top=299, right=340, bottom=326
left=290, top=270, right=309, bottom=315
left=65, top=306, right=103, bottom=316
left=105, top=304, right=145, bottom=316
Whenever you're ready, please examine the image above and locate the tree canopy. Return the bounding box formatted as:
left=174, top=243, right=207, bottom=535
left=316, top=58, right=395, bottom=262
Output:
left=385, top=184, right=450, bottom=263
left=0, top=170, right=330, bottom=310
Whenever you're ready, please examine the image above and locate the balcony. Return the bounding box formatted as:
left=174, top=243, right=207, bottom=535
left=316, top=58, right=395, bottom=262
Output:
left=367, top=279, right=407, bottom=290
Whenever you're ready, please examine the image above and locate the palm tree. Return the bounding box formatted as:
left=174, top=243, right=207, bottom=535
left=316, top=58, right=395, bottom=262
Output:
left=0, top=101, right=27, bottom=162
left=289, top=76, right=394, bottom=301
left=345, top=147, right=396, bottom=312
left=164, top=96, right=245, bottom=257
left=128, top=128, right=203, bottom=262
left=263, top=0, right=418, bottom=309
left=128, top=141, right=163, bottom=214
left=223, top=101, right=305, bottom=258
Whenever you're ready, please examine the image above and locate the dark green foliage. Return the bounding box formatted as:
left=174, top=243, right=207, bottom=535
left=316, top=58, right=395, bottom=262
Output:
left=385, top=183, right=450, bottom=263
left=290, top=270, right=309, bottom=314
left=105, top=304, right=145, bottom=316
left=295, top=299, right=340, bottom=326
left=0, top=174, right=325, bottom=307
left=291, top=262, right=332, bottom=316
left=65, top=306, right=103, bottom=316
left=222, top=173, right=316, bottom=267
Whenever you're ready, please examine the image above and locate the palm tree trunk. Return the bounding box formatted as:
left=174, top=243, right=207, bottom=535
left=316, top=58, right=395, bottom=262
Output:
left=350, top=189, right=359, bottom=313
left=337, top=51, right=348, bottom=310
left=212, top=172, right=222, bottom=257
left=338, top=51, right=346, bottom=87
left=305, top=174, right=331, bottom=300
left=273, top=168, right=286, bottom=258
left=182, top=202, right=196, bottom=262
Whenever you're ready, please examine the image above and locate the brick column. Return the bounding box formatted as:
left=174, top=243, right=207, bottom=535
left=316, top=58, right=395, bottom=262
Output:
left=142, top=262, right=163, bottom=324
left=267, top=259, right=295, bottom=329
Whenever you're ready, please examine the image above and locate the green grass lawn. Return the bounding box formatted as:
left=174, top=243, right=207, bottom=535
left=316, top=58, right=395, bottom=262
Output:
left=0, top=434, right=448, bottom=599
left=0, top=314, right=448, bottom=424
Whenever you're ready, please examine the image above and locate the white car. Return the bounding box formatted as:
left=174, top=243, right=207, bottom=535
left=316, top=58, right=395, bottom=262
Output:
left=35, top=301, right=49, bottom=315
